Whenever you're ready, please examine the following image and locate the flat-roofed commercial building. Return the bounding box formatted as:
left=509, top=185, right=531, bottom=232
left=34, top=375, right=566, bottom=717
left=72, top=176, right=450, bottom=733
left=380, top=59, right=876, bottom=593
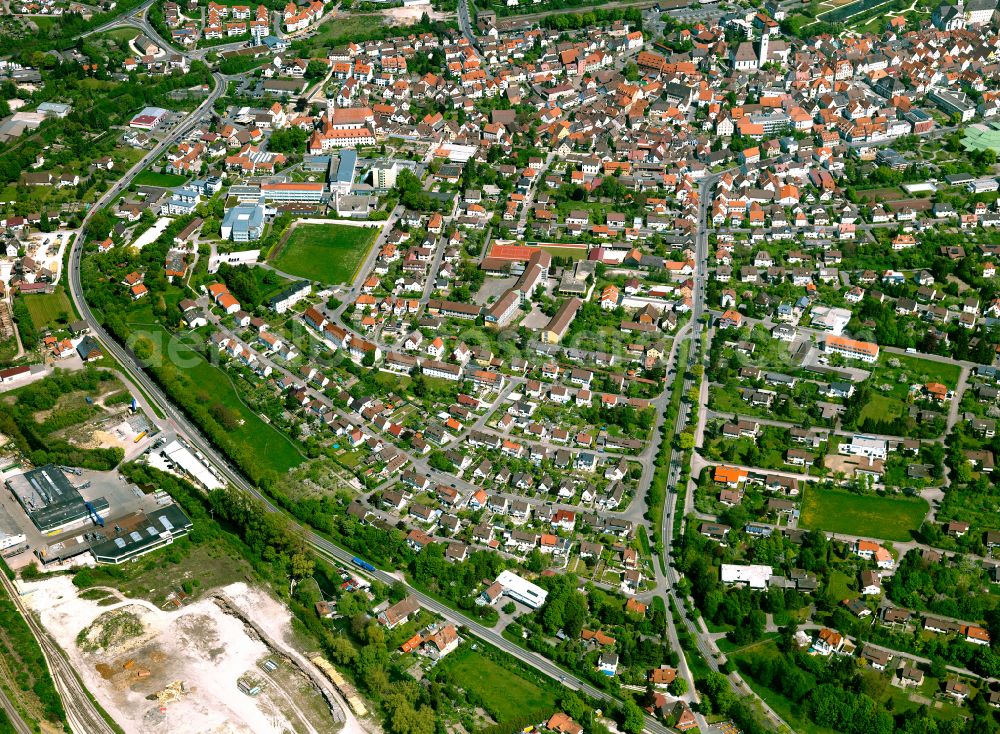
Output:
left=492, top=569, right=548, bottom=608
left=90, top=505, right=193, bottom=564
left=6, top=465, right=109, bottom=534
left=260, top=182, right=325, bottom=203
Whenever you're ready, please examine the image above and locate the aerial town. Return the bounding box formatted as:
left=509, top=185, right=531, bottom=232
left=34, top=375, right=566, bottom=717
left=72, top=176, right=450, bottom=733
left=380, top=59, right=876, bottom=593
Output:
left=0, top=0, right=997, bottom=731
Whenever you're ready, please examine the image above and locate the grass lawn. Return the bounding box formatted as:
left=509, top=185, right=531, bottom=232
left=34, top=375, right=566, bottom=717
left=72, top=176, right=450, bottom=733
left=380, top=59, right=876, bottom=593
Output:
left=826, top=569, right=857, bottom=602
left=127, top=309, right=304, bottom=474
left=133, top=170, right=188, bottom=188
left=876, top=353, right=961, bottom=389
left=272, top=223, right=379, bottom=285
left=858, top=393, right=906, bottom=424
left=23, top=287, right=74, bottom=329
left=294, top=13, right=387, bottom=55
left=435, top=646, right=557, bottom=722
left=95, top=25, right=143, bottom=43
left=800, top=487, right=928, bottom=541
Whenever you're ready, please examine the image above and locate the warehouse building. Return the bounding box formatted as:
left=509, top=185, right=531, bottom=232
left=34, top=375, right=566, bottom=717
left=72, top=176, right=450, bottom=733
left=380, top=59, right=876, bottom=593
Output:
left=490, top=570, right=548, bottom=609
left=89, top=505, right=193, bottom=564
left=6, top=465, right=109, bottom=534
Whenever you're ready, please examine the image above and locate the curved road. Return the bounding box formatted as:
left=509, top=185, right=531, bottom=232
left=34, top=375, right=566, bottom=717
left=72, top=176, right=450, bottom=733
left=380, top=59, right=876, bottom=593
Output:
left=80, top=0, right=156, bottom=38
left=62, top=88, right=678, bottom=734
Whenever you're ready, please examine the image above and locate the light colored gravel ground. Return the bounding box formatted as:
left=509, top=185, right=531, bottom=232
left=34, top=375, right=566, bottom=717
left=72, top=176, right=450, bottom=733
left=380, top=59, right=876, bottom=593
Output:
left=22, top=577, right=343, bottom=734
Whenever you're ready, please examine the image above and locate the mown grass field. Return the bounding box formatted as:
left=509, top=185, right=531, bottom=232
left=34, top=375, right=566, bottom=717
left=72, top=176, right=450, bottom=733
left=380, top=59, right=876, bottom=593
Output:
left=857, top=393, right=906, bottom=424
left=272, top=223, right=378, bottom=285
left=800, top=487, right=928, bottom=541
left=435, top=646, right=556, bottom=722
left=23, top=287, right=73, bottom=329
left=133, top=170, right=188, bottom=188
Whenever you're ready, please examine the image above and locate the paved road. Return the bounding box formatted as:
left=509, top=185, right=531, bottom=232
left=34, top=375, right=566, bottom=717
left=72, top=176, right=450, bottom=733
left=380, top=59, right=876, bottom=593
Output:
left=58, top=68, right=686, bottom=734
left=33, top=61, right=227, bottom=734
left=79, top=0, right=155, bottom=37
left=653, top=168, right=796, bottom=733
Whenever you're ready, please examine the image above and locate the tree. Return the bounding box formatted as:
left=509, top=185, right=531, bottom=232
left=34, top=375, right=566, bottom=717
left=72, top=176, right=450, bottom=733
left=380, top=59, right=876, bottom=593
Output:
left=700, top=671, right=736, bottom=715
left=678, top=432, right=695, bottom=450
left=267, top=127, right=308, bottom=153
left=562, top=592, right=588, bottom=638
left=620, top=699, right=645, bottom=734
left=542, top=594, right=565, bottom=633
left=305, top=60, right=328, bottom=79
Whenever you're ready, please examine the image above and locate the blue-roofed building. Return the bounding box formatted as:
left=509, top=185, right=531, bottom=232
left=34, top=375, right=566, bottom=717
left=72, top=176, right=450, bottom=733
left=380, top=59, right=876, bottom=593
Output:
left=221, top=204, right=266, bottom=242
left=262, top=35, right=290, bottom=51
left=744, top=523, right=773, bottom=538
left=303, top=155, right=331, bottom=172
left=329, top=150, right=358, bottom=195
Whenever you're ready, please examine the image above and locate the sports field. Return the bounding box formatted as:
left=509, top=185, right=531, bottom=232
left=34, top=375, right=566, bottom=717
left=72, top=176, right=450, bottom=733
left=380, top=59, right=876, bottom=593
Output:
left=272, top=223, right=378, bottom=285
left=133, top=171, right=188, bottom=188
left=799, top=487, right=928, bottom=542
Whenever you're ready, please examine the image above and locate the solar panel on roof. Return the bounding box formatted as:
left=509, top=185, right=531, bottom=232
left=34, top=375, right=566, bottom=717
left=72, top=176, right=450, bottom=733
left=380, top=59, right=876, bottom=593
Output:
left=160, top=516, right=174, bottom=531
left=114, top=538, right=126, bottom=548
left=129, top=531, right=142, bottom=542
left=146, top=527, right=158, bottom=537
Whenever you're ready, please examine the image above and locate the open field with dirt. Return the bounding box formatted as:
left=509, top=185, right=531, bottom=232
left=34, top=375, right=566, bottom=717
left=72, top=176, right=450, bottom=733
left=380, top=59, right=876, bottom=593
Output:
left=24, top=576, right=348, bottom=734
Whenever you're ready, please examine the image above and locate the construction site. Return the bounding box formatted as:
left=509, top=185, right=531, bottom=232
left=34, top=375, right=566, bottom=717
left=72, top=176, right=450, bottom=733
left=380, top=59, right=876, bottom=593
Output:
left=22, top=576, right=367, bottom=734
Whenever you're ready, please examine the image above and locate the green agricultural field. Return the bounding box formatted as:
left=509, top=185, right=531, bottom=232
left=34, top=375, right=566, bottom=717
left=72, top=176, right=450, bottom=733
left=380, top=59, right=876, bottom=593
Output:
left=799, top=487, right=928, bottom=542
left=272, top=224, right=379, bottom=285
left=23, top=287, right=74, bottom=329
left=133, top=170, right=189, bottom=188
left=435, top=646, right=557, bottom=722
